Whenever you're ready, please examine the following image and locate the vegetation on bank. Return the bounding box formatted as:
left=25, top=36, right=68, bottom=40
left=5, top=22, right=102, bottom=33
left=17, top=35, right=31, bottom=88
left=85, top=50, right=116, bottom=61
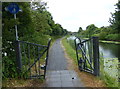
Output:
left=2, top=2, right=68, bottom=80
left=99, top=40, right=120, bottom=44
left=99, top=55, right=119, bottom=88
left=76, top=1, right=120, bottom=41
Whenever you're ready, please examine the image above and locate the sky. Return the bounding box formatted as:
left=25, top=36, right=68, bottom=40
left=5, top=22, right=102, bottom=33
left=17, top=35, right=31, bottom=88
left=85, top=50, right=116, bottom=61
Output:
left=43, top=0, right=118, bottom=32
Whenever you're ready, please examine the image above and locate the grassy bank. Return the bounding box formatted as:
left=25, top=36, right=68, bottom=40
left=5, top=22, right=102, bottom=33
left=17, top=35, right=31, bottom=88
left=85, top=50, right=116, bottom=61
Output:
left=99, top=40, right=120, bottom=44
left=62, top=37, right=77, bottom=64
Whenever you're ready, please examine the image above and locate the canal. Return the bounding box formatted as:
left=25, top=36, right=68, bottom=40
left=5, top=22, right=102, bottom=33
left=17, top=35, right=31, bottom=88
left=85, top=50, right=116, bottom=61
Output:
left=99, top=42, right=120, bottom=58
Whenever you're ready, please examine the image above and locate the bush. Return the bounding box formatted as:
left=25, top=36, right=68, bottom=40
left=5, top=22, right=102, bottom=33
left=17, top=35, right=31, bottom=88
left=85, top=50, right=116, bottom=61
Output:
left=92, top=34, right=99, bottom=37
left=99, top=32, right=107, bottom=40
left=2, top=56, right=18, bottom=78
left=105, top=34, right=120, bottom=41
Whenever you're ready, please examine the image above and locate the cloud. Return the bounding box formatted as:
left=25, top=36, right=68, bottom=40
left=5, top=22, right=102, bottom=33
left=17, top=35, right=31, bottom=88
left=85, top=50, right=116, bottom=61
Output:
left=44, top=0, right=118, bottom=32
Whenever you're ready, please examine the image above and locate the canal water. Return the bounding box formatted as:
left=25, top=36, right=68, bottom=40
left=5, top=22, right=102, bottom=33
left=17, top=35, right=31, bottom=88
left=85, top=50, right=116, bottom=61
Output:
left=99, top=43, right=119, bottom=58
left=67, top=36, right=119, bottom=82
left=99, top=42, right=119, bottom=79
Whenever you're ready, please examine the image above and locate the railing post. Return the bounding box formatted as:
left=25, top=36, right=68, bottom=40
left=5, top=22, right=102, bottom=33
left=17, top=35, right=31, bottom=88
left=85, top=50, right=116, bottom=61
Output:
left=92, top=37, right=100, bottom=76
left=74, top=39, right=79, bottom=69
left=46, top=38, right=51, bottom=66
left=44, top=38, right=51, bottom=79
left=15, top=40, right=22, bottom=75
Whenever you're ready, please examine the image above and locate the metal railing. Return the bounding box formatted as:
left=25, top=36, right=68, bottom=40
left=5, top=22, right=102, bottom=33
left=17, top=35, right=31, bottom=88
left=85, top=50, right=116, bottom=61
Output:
left=15, top=39, right=51, bottom=79
left=74, top=37, right=100, bottom=76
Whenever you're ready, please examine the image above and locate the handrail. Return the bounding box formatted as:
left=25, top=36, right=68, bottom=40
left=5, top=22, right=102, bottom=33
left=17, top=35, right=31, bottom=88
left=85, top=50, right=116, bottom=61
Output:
left=18, top=40, right=48, bottom=47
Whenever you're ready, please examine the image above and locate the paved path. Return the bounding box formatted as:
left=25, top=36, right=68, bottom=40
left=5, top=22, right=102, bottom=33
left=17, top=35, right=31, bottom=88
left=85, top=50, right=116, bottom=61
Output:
left=44, top=38, right=84, bottom=87
left=47, top=39, right=67, bottom=70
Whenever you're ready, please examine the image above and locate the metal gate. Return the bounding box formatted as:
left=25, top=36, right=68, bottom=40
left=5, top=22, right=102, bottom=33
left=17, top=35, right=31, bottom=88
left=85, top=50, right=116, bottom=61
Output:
left=74, top=37, right=100, bottom=76
left=15, top=39, right=51, bottom=79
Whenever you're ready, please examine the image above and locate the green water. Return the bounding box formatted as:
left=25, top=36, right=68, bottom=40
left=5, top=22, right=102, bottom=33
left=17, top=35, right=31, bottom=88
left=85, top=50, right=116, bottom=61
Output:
left=99, top=43, right=119, bottom=83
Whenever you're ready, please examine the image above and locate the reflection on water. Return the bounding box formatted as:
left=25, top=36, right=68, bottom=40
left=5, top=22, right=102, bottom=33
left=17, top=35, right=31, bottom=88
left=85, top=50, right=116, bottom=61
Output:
left=99, top=43, right=120, bottom=58
left=99, top=43, right=119, bottom=82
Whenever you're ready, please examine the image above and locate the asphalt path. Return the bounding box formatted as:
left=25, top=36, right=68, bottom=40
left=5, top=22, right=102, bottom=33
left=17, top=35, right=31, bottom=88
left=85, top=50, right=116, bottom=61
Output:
left=47, top=38, right=68, bottom=70
left=45, top=38, right=85, bottom=87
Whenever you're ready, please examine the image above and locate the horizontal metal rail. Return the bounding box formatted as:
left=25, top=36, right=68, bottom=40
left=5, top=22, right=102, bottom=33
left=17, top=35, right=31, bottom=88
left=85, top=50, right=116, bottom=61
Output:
left=18, top=40, right=48, bottom=47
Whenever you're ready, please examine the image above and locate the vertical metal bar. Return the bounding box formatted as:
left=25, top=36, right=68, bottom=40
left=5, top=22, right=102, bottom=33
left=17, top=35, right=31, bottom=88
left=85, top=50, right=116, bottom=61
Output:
left=33, top=46, right=37, bottom=76
left=74, top=39, right=80, bottom=70
left=21, top=43, right=25, bottom=65
left=46, top=38, right=51, bottom=66
left=88, top=40, right=92, bottom=65
left=28, top=44, right=31, bottom=78
left=0, top=2, right=2, bottom=87
left=23, top=43, right=29, bottom=75
left=84, top=42, right=86, bottom=54
left=91, top=39, right=93, bottom=67
left=38, top=57, right=40, bottom=78
left=90, top=39, right=93, bottom=63
left=93, top=37, right=100, bottom=76
left=44, top=38, right=51, bottom=78
left=37, top=46, right=40, bottom=78
left=15, top=40, right=22, bottom=76
left=23, top=43, right=26, bottom=65
left=83, top=43, right=86, bottom=70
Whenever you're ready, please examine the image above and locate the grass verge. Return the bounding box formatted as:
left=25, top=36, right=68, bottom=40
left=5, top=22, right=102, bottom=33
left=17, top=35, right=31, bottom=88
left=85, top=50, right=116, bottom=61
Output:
left=62, top=37, right=77, bottom=64
left=2, top=78, right=44, bottom=87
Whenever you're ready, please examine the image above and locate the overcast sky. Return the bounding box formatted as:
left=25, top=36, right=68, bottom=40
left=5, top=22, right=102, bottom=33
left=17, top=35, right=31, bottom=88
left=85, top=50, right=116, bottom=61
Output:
left=44, top=0, right=118, bottom=32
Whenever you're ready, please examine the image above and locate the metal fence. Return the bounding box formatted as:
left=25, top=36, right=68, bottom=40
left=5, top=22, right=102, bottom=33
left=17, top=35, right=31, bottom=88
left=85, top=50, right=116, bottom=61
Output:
left=15, top=39, right=51, bottom=79
left=74, top=37, right=100, bottom=76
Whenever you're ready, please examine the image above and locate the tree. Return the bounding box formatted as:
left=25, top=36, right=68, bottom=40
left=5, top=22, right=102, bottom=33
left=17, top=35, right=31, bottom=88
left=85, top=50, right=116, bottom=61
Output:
left=78, top=27, right=83, bottom=33
left=86, top=24, right=97, bottom=37
left=109, top=1, right=120, bottom=33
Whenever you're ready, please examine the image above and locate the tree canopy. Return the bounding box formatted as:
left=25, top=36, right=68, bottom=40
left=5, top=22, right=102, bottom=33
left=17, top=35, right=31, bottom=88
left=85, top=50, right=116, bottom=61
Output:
left=2, top=2, right=68, bottom=78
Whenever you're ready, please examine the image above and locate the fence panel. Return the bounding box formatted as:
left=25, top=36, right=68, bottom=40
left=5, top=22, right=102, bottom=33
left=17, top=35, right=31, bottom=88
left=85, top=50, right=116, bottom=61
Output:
left=15, top=39, right=51, bottom=78
left=74, top=37, right=99, bottom=76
